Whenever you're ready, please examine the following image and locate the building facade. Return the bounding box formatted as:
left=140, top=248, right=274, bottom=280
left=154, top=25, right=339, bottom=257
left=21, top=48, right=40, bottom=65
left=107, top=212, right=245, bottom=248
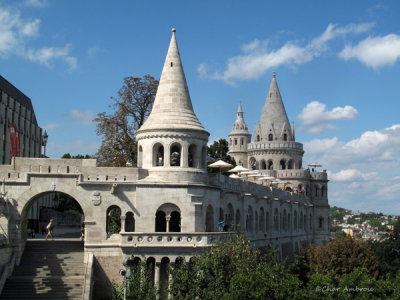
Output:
left=0, top=76, right=43, bottom=164
left=0, top=29, right=329, bottom=298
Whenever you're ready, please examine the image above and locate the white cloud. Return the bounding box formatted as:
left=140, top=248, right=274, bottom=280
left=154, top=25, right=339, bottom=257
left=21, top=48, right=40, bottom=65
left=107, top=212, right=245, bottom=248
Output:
left=328, top=169, right=377, bottom=182
left=26, top=44, right=78, bottom=70
left=68, top=110, right=95, bottom=125
left=297, top=101, right=358, bottom=133
left=303, top=137, right=338, bottom=154
left=339, top=34, right=400, bottom=69
left=23, top=0, right=47, bottom=7
left=0, top=3, right=77, bottom=69
left=200, top=22, right=373, bottom=83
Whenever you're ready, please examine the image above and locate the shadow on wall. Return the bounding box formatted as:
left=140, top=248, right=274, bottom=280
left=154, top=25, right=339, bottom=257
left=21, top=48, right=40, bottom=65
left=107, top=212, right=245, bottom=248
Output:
left=92, top=256, right=115, bottom=300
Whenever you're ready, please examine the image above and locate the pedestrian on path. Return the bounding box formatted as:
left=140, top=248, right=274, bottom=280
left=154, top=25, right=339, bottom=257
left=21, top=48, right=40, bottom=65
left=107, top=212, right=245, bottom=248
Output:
left=45, top=218, right=54, bottom=241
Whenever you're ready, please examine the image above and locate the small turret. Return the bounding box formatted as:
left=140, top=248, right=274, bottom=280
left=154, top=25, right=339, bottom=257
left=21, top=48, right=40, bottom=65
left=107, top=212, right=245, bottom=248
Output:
left=228, top=102, right=251, bottom=167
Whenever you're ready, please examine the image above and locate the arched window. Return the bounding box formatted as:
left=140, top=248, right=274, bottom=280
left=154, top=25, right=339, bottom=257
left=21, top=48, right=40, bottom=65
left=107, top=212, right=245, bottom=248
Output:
left=249, top=157, right=256, bottom=170
left=235, top=209, right=241, bottom=231
left=299, top=160, right=302, bottom=169
left=256, top=135, right=260, bottom=142
left=300, top=211, right=303, bottom=230
left=268, top=160, right=273, bottom=170
left=106, top=206, right=121, bottom=235
left=226, top=204, right=234, bottom=230
left=188, top=144, right=197, bottom=168
left=170, top=143, right=181, bottom=166
left=274, top=208, right=279, bottom=231
left=169, top=211, right=181, bottom=232
left=280, top=160, right=286, bottom=170
left=255, top=211, right=259, bottom=232
left=321, top=186, right=325, bottom=197
left=138, top=146, right=143, bottom=167
left=268, top=133, right=273, bottom=141
left=234, top=139, right=238, bottom=145
left=319, top=217, right=324, bottom=230
left=240, top=138, right=244, bottom=146
left=294, top=211, right=298, bottom=231
left=125, top=212, right=135, bottom=232
left=283, top=133, right=287, bottom=141
left=155, top=211, right=167, bottom=232
left=283, top=209, right=287, bottom=232
left=153, top=143, right=164, bottom=167
left=205, top=205, right=214, bottom=232
left=259, top=208, right=265, bottom=233
left=261, top=160, right=267, bottom=170
left=310, top=213, right=313, bottom=230
left=201, top=146, right=207, bottom=169
left=246, top=206, right=253, bottom=233
left=266, top=211, right=270, bottom=233
left=288, top=212, right=291, bottom=232
left=229, top=138, right=232, bottom=145
left=288, top=160, right=294, bottom=169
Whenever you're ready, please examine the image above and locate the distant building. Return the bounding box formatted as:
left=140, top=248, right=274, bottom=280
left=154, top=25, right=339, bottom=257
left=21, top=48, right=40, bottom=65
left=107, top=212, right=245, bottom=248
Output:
left=0, top=75, right=44, bottom=164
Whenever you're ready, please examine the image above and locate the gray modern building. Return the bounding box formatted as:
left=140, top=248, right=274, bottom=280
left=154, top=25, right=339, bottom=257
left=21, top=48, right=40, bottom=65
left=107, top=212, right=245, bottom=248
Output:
left=0, top=75, right=43, bottom=164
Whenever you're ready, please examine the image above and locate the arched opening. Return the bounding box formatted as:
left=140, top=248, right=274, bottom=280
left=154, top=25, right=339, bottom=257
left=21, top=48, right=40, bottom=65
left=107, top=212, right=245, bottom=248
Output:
left=24, top=192, right=85, bottom=239
left=256, top=135, right=260, bottom=142
left=255, top=211, right=259, bottom=232
left=300, top=211, right=304, bottom=230
left=170, top=143, right=181, bottom=167
left=201, top=146, right=207, bottom=169
left=294, top=211, right=298, bottom=231
left=268, top=160, right=273, bottom=170
left=288, top=160, right=294, bottom=169
left=226, top=204, right=234, bottom=230
left=268, top=133, right=273, bottom=141
left=160, top=257, right=170, bottom=299
left=169, top=211, right=181, bottom=232
left=188, top=144, right=197, bottom=168
left=205, top=205, right=214, bottom=232
left=107, top=206, right=121, bottom=235
left=282, top=209, right=287, bottom=232
left=153, top=143, right=164, bottom=167
left=155, top=211, right=167, bottom=232
left=249, top=157, right=256, bottom=170
left=246, top=206, right=253, bottom=233
left=274, top=208, right=278, bottom=231
left=146, top=257, right=156, bottom=284
left=288, top=212, right=291, bottom=232
left=261, top=160, right=267, bottom=170
left=138, top=145, right=143, bottom=167
left=259, top=208, right=265, bottom=233
left=235, top=209, right=241, bottom=231
left=266, top=211, right=270, bottom=233
left=321, top=186, right=325, bottom=197
left=283, top=133, right=287, bottom=141
left=319, top=216, right=324, bottom=230
left=125, top=212, right=135, bottom=232
left=310, top=213, right=313, bottom=230
left=279, top=159, right=286, bottom=170
left=299, top=160, right=302, bottom=169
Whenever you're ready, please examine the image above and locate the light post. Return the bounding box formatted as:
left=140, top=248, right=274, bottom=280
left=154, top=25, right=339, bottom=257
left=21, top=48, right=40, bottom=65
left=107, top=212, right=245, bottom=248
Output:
left=120, top=257, right=132, bottom=300
left=42, top=130, right=48, bottom=157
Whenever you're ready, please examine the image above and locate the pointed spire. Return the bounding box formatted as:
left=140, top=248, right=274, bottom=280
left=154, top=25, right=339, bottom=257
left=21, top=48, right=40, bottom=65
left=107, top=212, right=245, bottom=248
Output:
left=237, top=102, right=243, bottom=113
left=137, top=29, right=208, bottom=134
left=259, top=72, right=292, bottom=140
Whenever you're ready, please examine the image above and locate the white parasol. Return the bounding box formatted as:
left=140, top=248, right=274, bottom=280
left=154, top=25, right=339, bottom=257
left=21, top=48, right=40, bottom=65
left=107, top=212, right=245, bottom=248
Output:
left=208, top=160, right=234, bottom=173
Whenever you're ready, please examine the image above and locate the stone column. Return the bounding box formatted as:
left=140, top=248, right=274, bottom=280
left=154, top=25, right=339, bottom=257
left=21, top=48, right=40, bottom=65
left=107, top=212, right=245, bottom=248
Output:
left=165, top=145, right=171, bottom=167
left=181, top=144, right=188, bottom=168
left=154, top=261, right=161, bottom=299
left=120, top=215, right=126, bottom=233
left=165, top=215, right=171, bottom=233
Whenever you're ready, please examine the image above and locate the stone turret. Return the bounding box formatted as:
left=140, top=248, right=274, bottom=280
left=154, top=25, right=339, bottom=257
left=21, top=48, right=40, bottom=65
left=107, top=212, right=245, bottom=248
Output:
left=228, top=102, right=251, bottom=167
left=254, top=72, right=293, bottom=142
left=136, top=29, right=209, bottom=170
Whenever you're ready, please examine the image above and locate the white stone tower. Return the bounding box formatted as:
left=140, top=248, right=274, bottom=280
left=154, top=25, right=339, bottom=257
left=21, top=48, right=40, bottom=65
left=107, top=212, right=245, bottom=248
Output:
left=136, top=29, right=209, bottom=171
left=228, top=102, right=251, bottom=168
left=248, top=72, right=303, bottom=171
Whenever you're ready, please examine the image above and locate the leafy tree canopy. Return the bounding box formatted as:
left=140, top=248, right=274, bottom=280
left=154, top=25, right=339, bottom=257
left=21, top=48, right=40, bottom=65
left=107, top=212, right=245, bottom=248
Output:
left=94, top=75, right=158, bottom=167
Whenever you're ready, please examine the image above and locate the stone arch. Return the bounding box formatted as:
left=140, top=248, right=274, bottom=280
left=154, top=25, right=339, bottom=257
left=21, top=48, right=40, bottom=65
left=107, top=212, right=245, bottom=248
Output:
left=125, top=211, right=135, bottom=232
left=279, top=159, right=286, bottom=170
left=235, top=209, right=241, bottom=231
left=226, top=203, right=234, bottom=230
left=159, top=257, right=170, bottom=299
left=288, top=159, right=294, bottom=169
left=267, top=160, right=273, bottom=170
left=249, top=157, right=256, bottom=170
left=205, top=205, right=214, bottom=232
left=256, top=135, right=260, bottom=142
left=188, top=144, right=197, bottom=168
left=153, top=142, right=164, bottom=167
left=273, top=208, right=279, bottom=231
left=156, top=203, right=181, bottom=232
left=138, top=145, right=143, bottom=167
left=170, top=143, right=182, bottom=167
left=246, top=205, right=254, bottom=233
left=259, top=207, right=265, bottom=233
left=146, top=257, right=156, bottom=283
left=106, top=205, right=121, bottom=235
left=268, top=133, right=273, bottom=141
left=261, top=160, right=267, bottom=170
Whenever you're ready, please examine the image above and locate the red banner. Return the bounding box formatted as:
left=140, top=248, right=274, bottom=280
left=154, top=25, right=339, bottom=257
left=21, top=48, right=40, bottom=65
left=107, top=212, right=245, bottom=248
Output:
left=8, top=124, right=20, bottom=158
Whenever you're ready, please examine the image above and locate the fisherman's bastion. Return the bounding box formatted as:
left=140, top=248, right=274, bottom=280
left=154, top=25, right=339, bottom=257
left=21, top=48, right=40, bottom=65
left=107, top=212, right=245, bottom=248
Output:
left=0, top=29, right=330, bottom=299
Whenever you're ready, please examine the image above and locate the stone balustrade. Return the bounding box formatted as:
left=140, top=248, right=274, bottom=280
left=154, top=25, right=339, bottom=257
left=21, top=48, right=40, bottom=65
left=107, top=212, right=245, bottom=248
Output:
left=120, top=232, right=233, bottom=247
left=247, top=141, right=303, bottom=151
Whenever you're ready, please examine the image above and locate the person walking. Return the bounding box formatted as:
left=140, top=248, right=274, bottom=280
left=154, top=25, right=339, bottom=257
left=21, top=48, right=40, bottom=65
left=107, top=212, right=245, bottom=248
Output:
left=45, top=218, right=54, bottom=241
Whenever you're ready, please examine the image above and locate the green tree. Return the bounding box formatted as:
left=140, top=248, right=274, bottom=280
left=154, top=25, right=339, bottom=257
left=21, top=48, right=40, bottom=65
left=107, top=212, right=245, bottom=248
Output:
left=295, top=236, right=379, bottom=283
left=170, top=234, right=303, bottom=300
left=94, top=75, right=158, bottom=167
left=207, top=139, right=235, bottom=174
left=61, top=153, right=93, bottom=159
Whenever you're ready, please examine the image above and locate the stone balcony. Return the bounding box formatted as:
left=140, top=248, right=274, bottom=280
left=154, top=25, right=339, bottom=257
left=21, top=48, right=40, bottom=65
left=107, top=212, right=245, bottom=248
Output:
left=247, top=141, right=303, bottom=151
left=120, top=232, right=233, bottom=248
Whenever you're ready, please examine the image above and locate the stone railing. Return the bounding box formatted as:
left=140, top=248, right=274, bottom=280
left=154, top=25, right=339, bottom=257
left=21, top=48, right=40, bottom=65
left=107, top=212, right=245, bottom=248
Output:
left=247, top=141, right=303, bottom=151
left=120, top=232, right=233, bottom=247
left=310, top=171, right=328, bottom=180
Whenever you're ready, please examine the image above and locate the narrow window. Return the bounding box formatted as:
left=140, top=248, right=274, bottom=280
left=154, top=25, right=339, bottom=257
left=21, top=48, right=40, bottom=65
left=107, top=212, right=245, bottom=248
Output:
left=170, top=62, right=173, bottom=67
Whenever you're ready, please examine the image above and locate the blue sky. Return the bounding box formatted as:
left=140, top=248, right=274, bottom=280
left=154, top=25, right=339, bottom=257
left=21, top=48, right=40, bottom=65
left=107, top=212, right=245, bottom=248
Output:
left=1, top=0, right=400, bottom=214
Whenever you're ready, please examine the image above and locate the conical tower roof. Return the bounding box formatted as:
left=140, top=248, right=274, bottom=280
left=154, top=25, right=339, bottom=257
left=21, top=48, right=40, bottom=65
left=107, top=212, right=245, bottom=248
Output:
left=137, top=29, right=208, bottom=135
left=259, top=72, right=292, bottom=140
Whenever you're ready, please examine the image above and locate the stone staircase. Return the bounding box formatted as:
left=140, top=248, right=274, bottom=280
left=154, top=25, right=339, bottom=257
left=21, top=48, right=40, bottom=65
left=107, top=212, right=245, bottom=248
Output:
left=0, top=240, right=85, bottom=299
